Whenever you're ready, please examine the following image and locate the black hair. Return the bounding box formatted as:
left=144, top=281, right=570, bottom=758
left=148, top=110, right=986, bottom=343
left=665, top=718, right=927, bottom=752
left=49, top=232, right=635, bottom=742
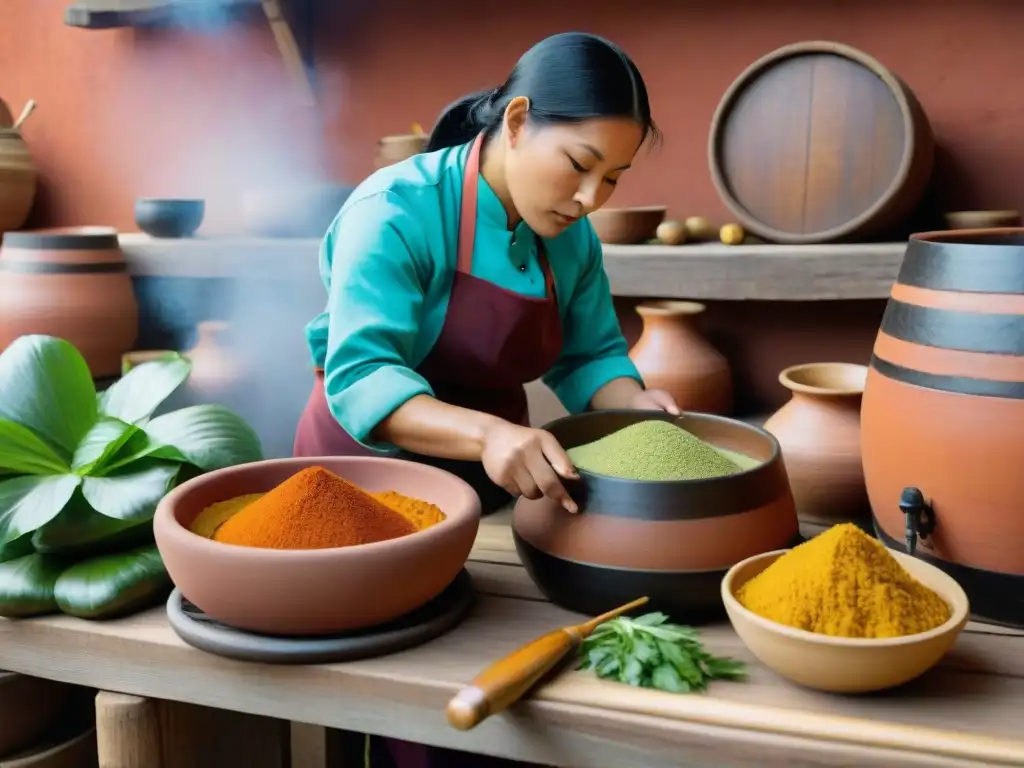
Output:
left=426, top=32, right=658, bottom=153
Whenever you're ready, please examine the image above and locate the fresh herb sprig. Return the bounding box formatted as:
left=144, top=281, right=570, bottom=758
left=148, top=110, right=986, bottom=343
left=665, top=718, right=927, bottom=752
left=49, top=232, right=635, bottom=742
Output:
left=578, top=612, right=747, bottom=693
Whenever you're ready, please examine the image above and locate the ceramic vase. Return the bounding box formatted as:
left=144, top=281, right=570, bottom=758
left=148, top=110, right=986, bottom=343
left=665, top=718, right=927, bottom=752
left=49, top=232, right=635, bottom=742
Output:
left=763, top=362, right=869, bottom=535
left=0, top=102, right=37, bottom=235
left=184, top=321, right=244, bottom=396
left=628, top=300, right=733, bottom=414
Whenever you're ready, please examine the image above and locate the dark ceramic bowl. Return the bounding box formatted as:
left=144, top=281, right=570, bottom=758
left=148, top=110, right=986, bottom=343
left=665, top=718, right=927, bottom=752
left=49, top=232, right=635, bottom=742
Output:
left=154, top=456, right=481, bottom=636
left=134, top=198, right=205, bottom=238
left=513, top=410, right=799, bottom=623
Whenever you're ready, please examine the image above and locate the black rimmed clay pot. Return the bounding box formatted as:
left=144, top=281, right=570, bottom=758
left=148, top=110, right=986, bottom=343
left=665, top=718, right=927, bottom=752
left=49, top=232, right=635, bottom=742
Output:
left=513, top=410, right=800, bottom=623
left=134, top=198, right=205, bottom=238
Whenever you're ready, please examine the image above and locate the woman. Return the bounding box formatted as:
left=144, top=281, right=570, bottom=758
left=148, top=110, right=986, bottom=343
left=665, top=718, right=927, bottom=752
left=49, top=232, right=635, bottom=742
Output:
left=295, top=31, right=676, bottom=768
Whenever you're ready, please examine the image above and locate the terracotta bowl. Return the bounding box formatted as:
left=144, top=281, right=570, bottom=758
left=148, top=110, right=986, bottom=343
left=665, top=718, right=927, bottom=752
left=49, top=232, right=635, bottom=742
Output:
left=153, top=457, right=481, bottom=636
left=513, top=410, right=799, bottom=623
left=588, top=206, right=667, bottom=244
left=722, top=549, right=969, bottom=693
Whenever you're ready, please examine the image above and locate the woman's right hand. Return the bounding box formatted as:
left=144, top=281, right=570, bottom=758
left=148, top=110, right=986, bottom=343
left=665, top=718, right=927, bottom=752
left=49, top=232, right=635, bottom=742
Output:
left=480, top=421, right=579, bottom=513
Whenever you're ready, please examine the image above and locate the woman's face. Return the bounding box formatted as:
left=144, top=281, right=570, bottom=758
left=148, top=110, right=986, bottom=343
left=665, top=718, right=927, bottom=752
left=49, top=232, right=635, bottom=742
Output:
left=502, top=101, right=644, bottom=238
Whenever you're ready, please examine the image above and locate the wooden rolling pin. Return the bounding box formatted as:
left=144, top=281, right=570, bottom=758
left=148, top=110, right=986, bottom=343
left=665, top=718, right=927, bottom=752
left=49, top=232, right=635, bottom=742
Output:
left=446, top=596, right=649, bottom=730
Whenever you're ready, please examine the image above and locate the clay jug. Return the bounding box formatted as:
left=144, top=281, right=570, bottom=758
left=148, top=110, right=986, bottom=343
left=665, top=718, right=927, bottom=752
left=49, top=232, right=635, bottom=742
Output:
left=628, top=301, right=733, bottom=414
left=763, top=362, right=869, bottom=535
left=0, top=227, right=139, bottom=378
left=0, top=100, right=37, bottom=235
left=184, top=321, right=245, bottom=396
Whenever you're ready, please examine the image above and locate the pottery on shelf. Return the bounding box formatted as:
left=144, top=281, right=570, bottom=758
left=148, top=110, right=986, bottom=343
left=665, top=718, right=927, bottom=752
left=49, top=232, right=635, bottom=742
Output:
left=628, top=300, right=733, bottom=414
left=134, top=198, right=205, bottom=238
left=184, top=321, right=244, bottom=396
left=762, top=362, right=870, bottom=535
left=375, top=133, right=427, bottom=169
left=513, top=410, right=798, bottom=622
left=861, top=228, right=1024, bottom=628
left=588, top=206, right=666, bottom=244
left=0, top=99, right=37, bottom=236
left=0, top=227, right=139, bottom=378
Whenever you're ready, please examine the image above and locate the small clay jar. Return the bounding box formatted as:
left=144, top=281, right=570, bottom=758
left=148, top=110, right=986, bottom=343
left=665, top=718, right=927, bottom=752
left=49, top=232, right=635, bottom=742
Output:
left=763, top=362, right=869, bottom=535
left=628, top=300, right=733, bottom=414
left=375, top=134, right=427, bottom=169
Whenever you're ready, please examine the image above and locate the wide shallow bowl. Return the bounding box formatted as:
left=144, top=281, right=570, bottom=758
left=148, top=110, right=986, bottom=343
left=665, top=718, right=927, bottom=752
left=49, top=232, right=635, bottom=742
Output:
left=588, top=206, right=667, bottom=244
left=722, top=548, right=970, bottom=693
left=514, top=410, right=799, bottom=622
left=154, top=456, right=481, bottom=636
left=134, top=198, right=205, bottom=238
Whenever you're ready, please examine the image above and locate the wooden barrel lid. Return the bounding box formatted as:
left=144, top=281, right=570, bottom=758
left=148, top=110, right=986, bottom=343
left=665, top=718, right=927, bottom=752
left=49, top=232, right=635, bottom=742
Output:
left=709, top=41, right=933, bottom=244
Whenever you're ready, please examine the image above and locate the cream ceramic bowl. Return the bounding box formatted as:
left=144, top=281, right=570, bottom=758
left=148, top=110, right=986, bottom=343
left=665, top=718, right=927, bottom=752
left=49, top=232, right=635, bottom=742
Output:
left=154, top=456, right=481, bottom=636
left=721, top=548, right=970, bottom=693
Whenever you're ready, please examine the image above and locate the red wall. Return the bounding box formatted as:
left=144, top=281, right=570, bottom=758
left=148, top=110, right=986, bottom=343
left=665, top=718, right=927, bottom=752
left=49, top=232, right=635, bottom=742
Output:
left=2, top=0, right=1024, bottom=231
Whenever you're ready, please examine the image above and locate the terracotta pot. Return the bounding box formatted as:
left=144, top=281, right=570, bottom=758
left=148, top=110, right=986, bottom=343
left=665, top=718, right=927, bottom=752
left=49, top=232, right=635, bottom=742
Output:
left=629, top=300, right=733, bottom=414
left=0, top=122, right=37, bottom=235
left=0, top=227, right=139, bottom=378
left=154, top=456, right=481, bottom=635
left=0, top=672, right=71, bottom=759
left=762, top=362, right=869, bottom=535
left=588, top=206, right=666, bottom=244
left=184, top=321, right=244, bottom=396
left=513, top=410, right=798, bottom=622
left=861, top=228, right=1024, bottom=628
left=375, top=134, right=427, bottom=169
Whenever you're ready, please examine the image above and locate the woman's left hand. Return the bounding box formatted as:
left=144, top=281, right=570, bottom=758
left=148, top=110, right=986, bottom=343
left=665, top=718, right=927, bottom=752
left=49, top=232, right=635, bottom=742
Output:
left=629, top=388, right=681, bottom=415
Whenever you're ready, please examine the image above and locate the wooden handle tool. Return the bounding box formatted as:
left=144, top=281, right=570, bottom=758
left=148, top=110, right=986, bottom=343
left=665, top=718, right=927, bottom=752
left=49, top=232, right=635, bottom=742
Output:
left=446, top=596, right=649, bottom=730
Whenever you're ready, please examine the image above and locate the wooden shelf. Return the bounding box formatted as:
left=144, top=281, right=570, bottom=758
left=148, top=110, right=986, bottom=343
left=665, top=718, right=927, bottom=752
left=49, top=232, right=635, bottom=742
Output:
left=119, top=234, right=905, bottom=301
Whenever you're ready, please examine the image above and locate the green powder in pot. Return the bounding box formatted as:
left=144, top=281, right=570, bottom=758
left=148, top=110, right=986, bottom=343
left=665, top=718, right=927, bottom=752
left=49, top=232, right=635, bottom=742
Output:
left=567, top=421, right=744, bottom=481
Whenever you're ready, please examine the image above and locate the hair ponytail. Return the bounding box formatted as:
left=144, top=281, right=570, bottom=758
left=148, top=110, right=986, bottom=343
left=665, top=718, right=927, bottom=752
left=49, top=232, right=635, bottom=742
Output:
left=426, top=88, right=501, bottom=152
left=425, top=33, right=657, bottom=155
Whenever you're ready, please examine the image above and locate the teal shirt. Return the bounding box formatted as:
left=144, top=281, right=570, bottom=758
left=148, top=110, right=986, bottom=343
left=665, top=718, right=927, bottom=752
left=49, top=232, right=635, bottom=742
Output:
left=304, top=139, right=642, bottom=451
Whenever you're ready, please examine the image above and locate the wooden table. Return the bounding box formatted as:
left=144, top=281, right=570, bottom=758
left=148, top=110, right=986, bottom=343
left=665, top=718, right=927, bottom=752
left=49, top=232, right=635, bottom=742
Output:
left=1, top=513, right=1023, bottom=767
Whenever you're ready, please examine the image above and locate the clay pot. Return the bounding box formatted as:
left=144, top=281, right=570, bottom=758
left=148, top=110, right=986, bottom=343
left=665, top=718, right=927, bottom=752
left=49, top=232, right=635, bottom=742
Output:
left=513, top=410, right=799, bottom=622
left=588, top=206, right=666, bottom=244
left=0, top=672, right=71, bottom=759
left=861, top=228, right=1024, bottom=628
left=762, top=362, right=870, bottom=535
left=375, top=134, right=427, bottom=169
left=184, top=321, right=244, bottom=396
left=629, top=300, right=733, bottom=414
left=0, top=227, right=139, bottom=378
left=0, top=116, right=37, bottom=235
left=153, top=456, right=481, bottom=635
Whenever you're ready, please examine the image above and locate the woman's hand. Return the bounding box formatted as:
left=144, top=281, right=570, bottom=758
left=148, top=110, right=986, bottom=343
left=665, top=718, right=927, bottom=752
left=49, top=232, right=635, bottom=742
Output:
left=480, top=421, right=579, bottom=513
left=628, top=388, right=681, bottom=415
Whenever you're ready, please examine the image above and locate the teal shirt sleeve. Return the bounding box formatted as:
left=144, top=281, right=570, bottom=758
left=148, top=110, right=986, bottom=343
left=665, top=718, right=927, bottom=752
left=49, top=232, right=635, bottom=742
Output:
left=542, top=223, right=643, bottom=413
left=322, top=192, right=435, bottom=452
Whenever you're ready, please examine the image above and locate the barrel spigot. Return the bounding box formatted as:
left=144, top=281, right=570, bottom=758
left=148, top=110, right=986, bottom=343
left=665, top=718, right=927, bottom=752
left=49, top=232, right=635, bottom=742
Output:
left=899, top=487, right=935, bottom=555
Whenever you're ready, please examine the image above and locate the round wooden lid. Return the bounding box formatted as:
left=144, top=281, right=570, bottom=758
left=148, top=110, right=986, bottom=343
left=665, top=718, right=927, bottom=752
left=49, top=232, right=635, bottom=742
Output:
left=710, top=41, right=926, bottom=242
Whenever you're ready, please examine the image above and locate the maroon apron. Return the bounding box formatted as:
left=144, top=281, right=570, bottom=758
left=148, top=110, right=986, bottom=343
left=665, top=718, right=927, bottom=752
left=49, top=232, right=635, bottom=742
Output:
left=293, top=134, right=560, bottom=767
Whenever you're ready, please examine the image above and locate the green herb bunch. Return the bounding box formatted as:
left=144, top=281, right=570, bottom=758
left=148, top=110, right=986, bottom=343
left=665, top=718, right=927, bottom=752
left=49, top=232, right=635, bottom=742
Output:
left=0, top=335, right=263, bottom=620
left=578, top=612, right=747, bottom=693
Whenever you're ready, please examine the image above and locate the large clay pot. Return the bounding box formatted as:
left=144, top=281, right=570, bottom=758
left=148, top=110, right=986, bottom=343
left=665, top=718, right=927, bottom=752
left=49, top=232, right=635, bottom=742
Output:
left=513, top=410, right=799, bottom=622
left=183, top=321, right=245, bottom=396
left=629, top=300, right=733, bottom=414
left=0, top=105, right=37, bottom=235
left=862, top=228, right=1024, bottom=628
left=0, top=228, right=139, bottom=378
left=763, top=362, right=869, bottom=536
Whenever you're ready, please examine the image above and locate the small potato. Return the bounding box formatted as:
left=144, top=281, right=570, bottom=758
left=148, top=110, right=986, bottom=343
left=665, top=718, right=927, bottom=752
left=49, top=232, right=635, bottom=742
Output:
left=719, top=223, right=746, bottom=245
left=656, top=220, right=688, bottom=245
left=684, top=216, right=716, bottom=241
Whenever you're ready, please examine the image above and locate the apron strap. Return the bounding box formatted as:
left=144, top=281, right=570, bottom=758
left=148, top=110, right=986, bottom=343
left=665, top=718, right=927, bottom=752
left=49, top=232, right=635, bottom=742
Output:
left=456, top=134, right=484, bottom=275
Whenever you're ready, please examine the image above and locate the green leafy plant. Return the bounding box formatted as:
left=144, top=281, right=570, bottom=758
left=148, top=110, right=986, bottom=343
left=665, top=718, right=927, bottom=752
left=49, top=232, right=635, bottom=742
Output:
left=0, top=334, right=263, bottom=619
left=578, top=612, right=747, bottom=693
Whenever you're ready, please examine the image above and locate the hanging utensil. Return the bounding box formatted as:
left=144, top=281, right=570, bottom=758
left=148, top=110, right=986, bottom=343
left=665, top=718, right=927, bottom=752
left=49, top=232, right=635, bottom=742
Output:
left=446, top=596, right=649, bottom=730
left=12, top=100, right=36, bottom=132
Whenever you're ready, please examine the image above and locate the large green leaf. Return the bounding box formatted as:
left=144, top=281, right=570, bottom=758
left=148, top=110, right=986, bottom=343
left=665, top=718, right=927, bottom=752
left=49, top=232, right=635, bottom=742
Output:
left=140, top=404, right=263, bottom=471
left=81, top=461, right=179, bottom=522
left=0, top=335, right=97, bottom=458
left=0, top=553, right=66, bottom=618
left=71, top=417, right=138, bottom=475
left=0, top=419, right=70, bottom=474
left=31, top=490, right=153, bottom=556
left=98, top=354, right=191, bottom=425
left=53, top=544, right=170, bottom=620
left=0, top=474, right=81, bottom=545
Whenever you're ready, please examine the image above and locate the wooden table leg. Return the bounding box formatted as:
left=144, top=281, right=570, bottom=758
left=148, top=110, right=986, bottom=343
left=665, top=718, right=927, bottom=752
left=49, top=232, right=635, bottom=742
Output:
left=95, top=691, right=163, bottom=768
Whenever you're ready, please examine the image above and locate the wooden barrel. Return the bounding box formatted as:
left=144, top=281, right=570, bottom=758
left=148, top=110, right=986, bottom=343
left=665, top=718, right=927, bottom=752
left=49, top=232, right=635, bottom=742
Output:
left=0, top=227, right=139, bottom=378
left=513, top=411, right=798, bottom=622
left=708, top=41, right=934, bottom=244
left=862, top=229, right=1024, bottom=628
